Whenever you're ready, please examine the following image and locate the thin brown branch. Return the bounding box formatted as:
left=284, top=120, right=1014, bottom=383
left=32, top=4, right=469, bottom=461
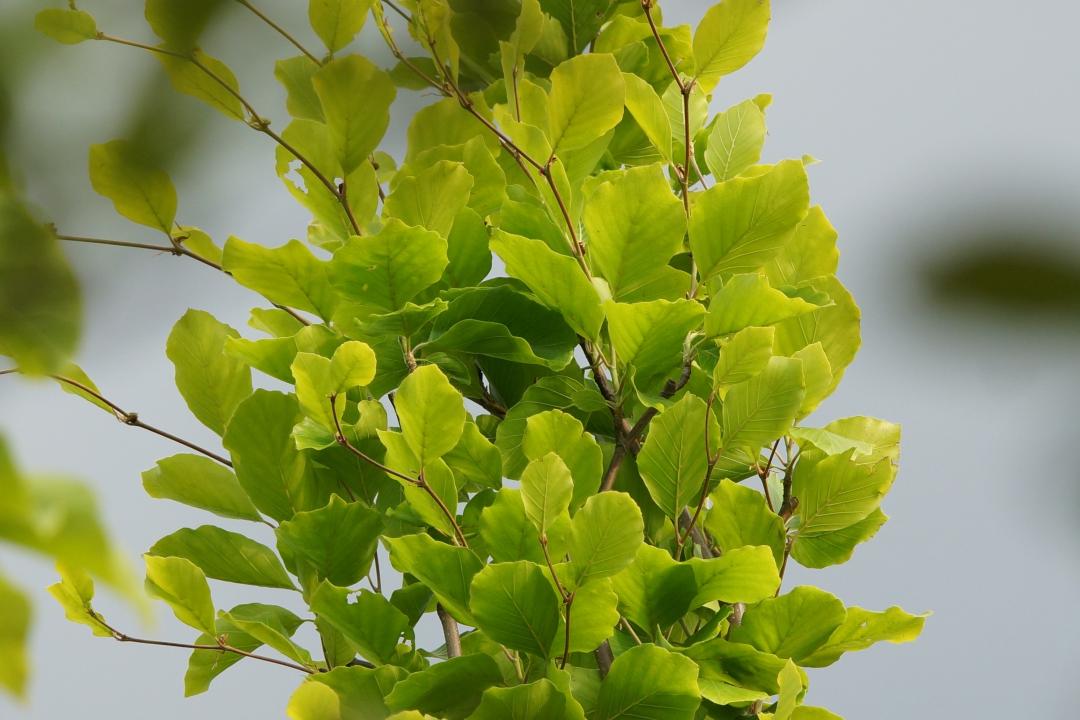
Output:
left=329, top=395, right=467, bottom=546
left=2, top=369, right=233, bottom=466
left=236, top=0, right=321, bottom=65
left=56, top=233, right=178, bottom=254
left=57, top=230, right=311, bottom=326
left=600, top=360, right=693, bottom=492
left=96, top=33, right=360, bottom=236
left=102, top=621, right=312, bottom=674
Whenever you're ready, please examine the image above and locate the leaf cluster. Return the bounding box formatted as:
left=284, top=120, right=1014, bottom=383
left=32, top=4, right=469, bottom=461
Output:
left=12, top=0, right=928, bottom=716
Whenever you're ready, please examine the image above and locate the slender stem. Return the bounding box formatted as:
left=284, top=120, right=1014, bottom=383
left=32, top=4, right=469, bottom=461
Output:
left=600, top=361, right=693, bottom=492
left=559, top=594, right=574, bottom=669
left=102, top=621, right=312, bottom=674
left=381, top=0, right=411, bottom=22
left=329, top=395, right=467, bottom=546
left=437, top=604, right=462, bottom=658
left=642, top=1, right=685, bottom=95
left=56, top=231, right=311, bottom=326
left=56, top=233, right=178, bottom=254
left=540, top=537, right=569, bottom=600
left=620, top=617, right=643, bottom=645
left=235, top=0, right=321, bottom=64
left=757, top=439, right=782, bottom=511
left=96, top=33, right=360, bottom=236
left=3, top=370, right=233, bottom=466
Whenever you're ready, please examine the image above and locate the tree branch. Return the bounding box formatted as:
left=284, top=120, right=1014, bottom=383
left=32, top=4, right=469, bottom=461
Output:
left=2, top=369, right=233, bottom=466
left=329, top=395, right=467, bottom=547
left=436, top=604, right=462, bottom=658
left=235, top=0, right=321, bottom=65
left=95, top=33, right=361, bottom=236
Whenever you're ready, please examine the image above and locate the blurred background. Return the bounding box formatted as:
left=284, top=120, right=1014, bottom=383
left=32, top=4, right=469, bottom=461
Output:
left=2, top=0, right=1079, bottom=717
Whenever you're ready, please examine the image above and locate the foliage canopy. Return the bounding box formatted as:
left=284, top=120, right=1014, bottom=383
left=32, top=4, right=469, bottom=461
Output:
left=1, top=0, right=926, bottom=716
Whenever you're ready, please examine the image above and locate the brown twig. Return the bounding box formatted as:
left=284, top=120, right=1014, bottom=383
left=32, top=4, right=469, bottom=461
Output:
left=2, top=369, right=233, bottom=466
left=235, top=0, right=321, bottom=65
left=329, top=395, right=467, bottom=546
left=96, top=34, right=361, bottom=236
left=98, top=615, right=312, bottom=674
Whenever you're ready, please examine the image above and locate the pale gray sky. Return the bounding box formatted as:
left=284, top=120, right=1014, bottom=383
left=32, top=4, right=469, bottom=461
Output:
left=2, top=1, right=1079, bottom=717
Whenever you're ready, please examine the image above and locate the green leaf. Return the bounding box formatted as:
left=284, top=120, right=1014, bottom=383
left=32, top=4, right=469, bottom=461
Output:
left=386, top=654, right=503, bottom=719
left=705, top=479, right=785, bottom=566
left=46, top=564, right=113, bottom=639
left=311, top=582, right=409, bottom=665
left=275, top=56, right=324, bottom=121
left=788, top=427, right=873, bottom=459
left=521, top=410, right=603, bottom=511
left=729, top=585, right=845, bottom=662
left=791, top=450, right=893, bottom=536
left=444, top=421, right=502, bottom=490
left=419, top=285, right=577, bottom=370
left=680, top=637, right=787, bottom=705
left=706, top=97, right=768, bottom=181
left=622, top=73, right=672, bottom=161
left=149, top=526, right=294, bottom=589
left=287, top=665, right=407, bottom=719
left=790, top=508, right=887, bottom=569
left=547, top=54, right=625, bottom=155
left=610, top=544, right=698, bottom=633
left=379, top=432, right=461, bottom=540
left=689, top=159, right=809, bottom=281
left=772, top=659, right=802, bottom=720
left=291, top=341, right=377, bottom=429
left=568, top=492, right=643, bottom=586
left=157, top=50, right=246, bottom=121
left=309, top=0, right=372, bottom=53
left=34, top=8, right=98, bottom=44
left=331, top=219, right=449, bottom=314
left=480, top=488, right=550, bottom=564
left=166, top=309, right=253, bottom=436
left=314, top=54, right=396, bottom=173
left=584, top=165, right=686, bottom=301
left=765, top=206, right=839, bottom=287
left=384, top=160, right=474, bottom=238
left=0, top=577, right=29, bottom=697
left=223, top=390, right=315, bottom=522
left=637, top=394, right=719, bottom=520
left=521, top=452, right=574, bottom=535
left=606, top=299, right=705, bottom=397
left=686, top=546, right=781, bottom=606
left=395, top=364, right=466, bottom=464
left=541, top=0, right=612, bottom=53
left=773, top=276, right=861, bottom=396
left=721, top=356, right=804, bottom=455
left=384, top=533, right=483, bottom=624
left=554, top=579, right=619, bottom=655
left=713, top=326, right=775, bottom=396
left=693, top=0, right=771, bottom=91
left=491, top=229, right=604, bottom=340
left=88, top=140, right=177, bottom=234
left=595, top=644, right=701, bottom=720
left=145, top=0, right=225, bottom=52
left=801, top=605, right=928, bottom=668
left=705, top=273, right=826, bottom=337
left=222, top=236, right=338, bottom=321
left=276, top=496, right=383, bottom=587
left=0, top=197, right=80, bottom=374
left=221, top=603, right=313, bottom=666
left=144, top=555, right=217, bottom=636
left=468, top=679, right=581, bottom=720
left=186, top=605, right=304, bottom=696
left=470, top=560, right=561, bottom=658
left=822, top=416, right=901, bottom=464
